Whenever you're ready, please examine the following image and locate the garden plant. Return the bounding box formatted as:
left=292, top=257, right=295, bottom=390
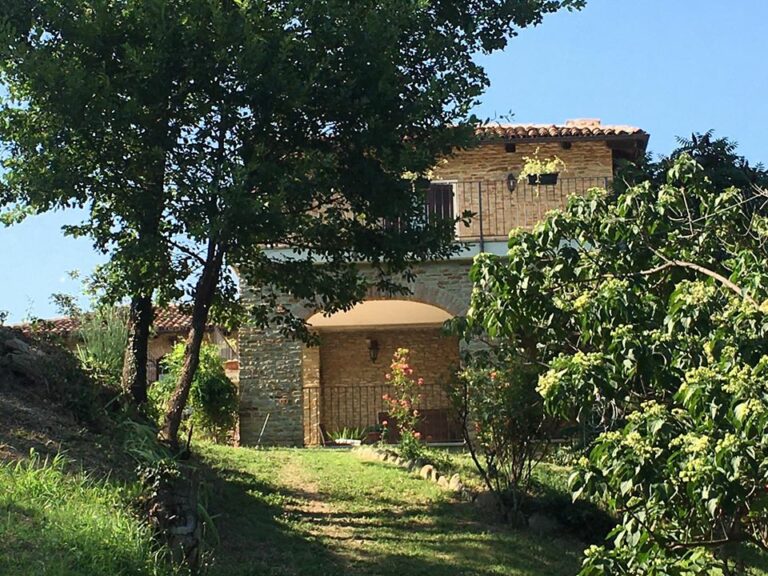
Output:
left=466, top=146, right=768, bottom=573
left=382, top=348, right=426, bottom=460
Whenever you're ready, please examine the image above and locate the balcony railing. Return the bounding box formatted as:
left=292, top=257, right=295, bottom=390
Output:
left=427, top=176, right=611, bottom=246
left=264, top=176, right=610, bottom=253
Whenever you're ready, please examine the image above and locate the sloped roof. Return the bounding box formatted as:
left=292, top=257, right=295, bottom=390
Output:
left=153, top=306, right=195, bottom=333
left=14, top=305, right=200, bottom=336
left=476, top=119, right=649, bottom=149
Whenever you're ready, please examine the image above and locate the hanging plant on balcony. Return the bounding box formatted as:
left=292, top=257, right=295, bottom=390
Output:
left=518, top=147, right=567, bottom=186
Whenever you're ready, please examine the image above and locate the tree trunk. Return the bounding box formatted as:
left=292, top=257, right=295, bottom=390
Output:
left=121, top=294, right=154, bottom=404
left=160, top=244, right=224, bottom=449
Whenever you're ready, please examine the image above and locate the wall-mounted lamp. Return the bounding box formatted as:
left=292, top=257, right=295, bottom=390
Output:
left=366, top=337, right=380, bottom=363
left=506, top=172, right=517, bottom=193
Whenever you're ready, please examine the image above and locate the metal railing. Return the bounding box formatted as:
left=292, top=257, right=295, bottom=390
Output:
left=427, top=176, right=611, bottom=246
left=265, top=176, right=611, bottom=254
left=302, top=383, right=459, bottom=444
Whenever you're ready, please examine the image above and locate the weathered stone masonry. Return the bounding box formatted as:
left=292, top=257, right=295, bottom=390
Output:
left=238, top=259, right=474, bottom=446
left=237, top=121, right=649, bottom=446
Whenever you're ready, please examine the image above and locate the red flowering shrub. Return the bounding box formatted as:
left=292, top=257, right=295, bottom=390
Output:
left=382, top=348, right=424, bottom=459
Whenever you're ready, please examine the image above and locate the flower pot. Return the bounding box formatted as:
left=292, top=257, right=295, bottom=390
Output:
left=527, top=172, right=559, bottom=186
left=364, top=431, right=381, bottom=444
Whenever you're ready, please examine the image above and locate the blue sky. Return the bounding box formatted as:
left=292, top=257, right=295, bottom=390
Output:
left=2, top=0, right=767, bottom=323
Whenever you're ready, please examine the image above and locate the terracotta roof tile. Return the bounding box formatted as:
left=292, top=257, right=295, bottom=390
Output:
left=153, top=306, right=195, bottom=333
left=13, top=305, right=198, bottom=336
left=477, top=122, right=648, bottom=141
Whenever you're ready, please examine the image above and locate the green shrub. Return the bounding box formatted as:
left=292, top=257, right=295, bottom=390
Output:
left=329, top=426, right=366, bottom=443
left=148, top=343, right=237, bottom=443
left=451, top=351, right=553, bottom=524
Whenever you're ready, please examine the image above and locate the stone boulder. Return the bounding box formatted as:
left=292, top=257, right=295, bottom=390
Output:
left=448, top=474, right=463, bottom=493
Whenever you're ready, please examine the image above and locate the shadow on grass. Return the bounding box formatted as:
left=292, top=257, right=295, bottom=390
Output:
left=197, top=463, right=347, bottom=576
left=197, top=453, right=584, bottom=576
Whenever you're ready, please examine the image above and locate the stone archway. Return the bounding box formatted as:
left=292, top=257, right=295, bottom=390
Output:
left=238, top=259, right=475, bottom=446
left=362, top=279, right=469, bottom=319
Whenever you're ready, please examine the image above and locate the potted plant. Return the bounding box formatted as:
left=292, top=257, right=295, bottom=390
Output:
left=518, top=147, right=567, bottom=186
left=329, top=426, right=366, bottom=446
left=363, top=424, right=384, bottom=444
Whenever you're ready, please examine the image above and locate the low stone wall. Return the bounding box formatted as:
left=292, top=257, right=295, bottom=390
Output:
left=352, top=445, right=469, bottom=498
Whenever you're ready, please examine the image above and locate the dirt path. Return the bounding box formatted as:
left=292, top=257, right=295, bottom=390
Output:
left=278, top=459, right=334, bottom=517
left=277, top=456, right=359, bottom=547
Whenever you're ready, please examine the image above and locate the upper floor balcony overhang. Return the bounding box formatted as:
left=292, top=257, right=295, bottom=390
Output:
left=261, top=175, right=611, bottom=262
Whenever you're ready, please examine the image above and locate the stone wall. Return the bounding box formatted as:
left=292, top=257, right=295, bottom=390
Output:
left=434, top=141, right=613, bottom=239
left=239, top=259, right=474, bottom=446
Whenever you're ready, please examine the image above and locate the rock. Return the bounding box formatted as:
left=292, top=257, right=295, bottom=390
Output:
left=419, top=464, right=434, bottom=479
left=430, top=468, right=440, bottom=482
left=448, top=474, right=463, bottom=492
left=394, top=457, right=404, bottom=466
left=3, top=337, right=32, bottom=355
left=474, top=491, right=504, bottom=522
left=528, top=512, right=563, bottom=535
left=437, top=475, right=449, bottom=489
left=405, top=460, right=416, bottom=471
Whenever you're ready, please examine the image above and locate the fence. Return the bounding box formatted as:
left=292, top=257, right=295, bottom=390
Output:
left=302, top=383, right=460, bottom=444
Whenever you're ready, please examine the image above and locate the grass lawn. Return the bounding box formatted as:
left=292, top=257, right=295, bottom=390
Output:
left=197, top=444, right=586, bottom=576
left=0, top=453, right=174, bottom=576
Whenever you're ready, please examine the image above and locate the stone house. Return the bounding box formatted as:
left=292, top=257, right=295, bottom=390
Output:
left=238, top=119, right=650, bottom=446
left=18, top=306, right=239, bottom=383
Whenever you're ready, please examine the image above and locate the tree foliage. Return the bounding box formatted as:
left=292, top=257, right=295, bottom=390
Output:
left=0, top=0, right=584, bottom=446
left=467, top=149, right=768, bottom=573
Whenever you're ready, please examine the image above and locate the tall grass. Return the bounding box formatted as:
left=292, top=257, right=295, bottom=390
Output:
left=75, top=305, right=129, bottom=390
left=0, top=451, right=177, bottom=576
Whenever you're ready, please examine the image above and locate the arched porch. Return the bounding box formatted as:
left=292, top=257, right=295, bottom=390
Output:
left=302, top=300, right=461, bottom=445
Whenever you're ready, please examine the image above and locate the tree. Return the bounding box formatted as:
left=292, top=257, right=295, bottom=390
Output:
left=0, top=0, right=585, bottom=448
left=0, top=0, right=187, bottom=403
left=466, top=149, right=768, bottom=573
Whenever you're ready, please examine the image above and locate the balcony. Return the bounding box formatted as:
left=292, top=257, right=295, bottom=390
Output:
left=426, top=176, right=611, bottom=246
left=263, top=176, right=611, bottom=258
